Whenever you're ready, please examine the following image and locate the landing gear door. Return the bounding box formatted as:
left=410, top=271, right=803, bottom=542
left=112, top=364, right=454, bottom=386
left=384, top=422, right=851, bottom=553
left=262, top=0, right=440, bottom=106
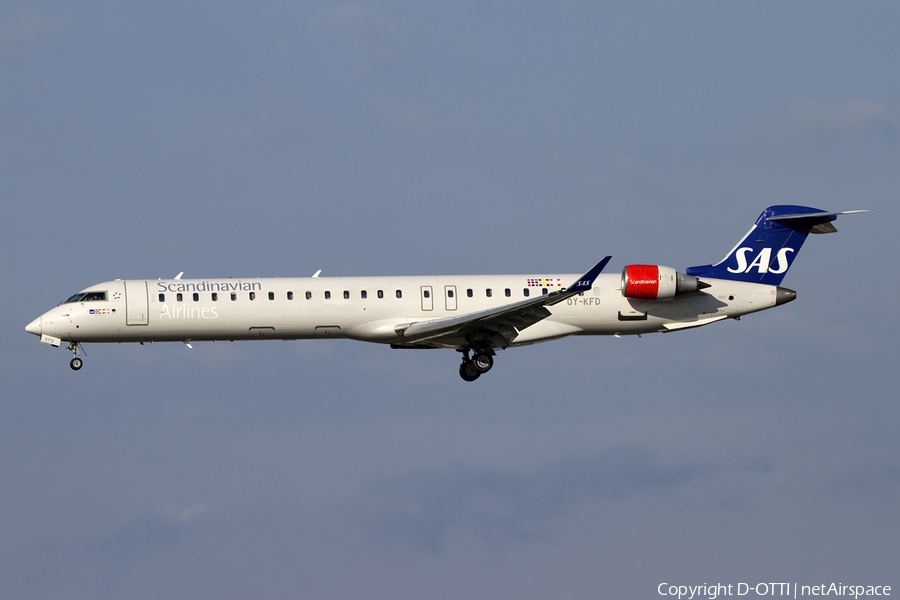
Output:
left=420, top=286, right=433, bottom=311
left=125, top=280, right=149, bottom=325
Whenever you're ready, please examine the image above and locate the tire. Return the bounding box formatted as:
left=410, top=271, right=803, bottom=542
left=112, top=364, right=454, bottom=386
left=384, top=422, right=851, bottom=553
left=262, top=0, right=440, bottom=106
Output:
left=70, top=357, right=83, bottom=371
left=459, top=361, right=480, bottom=382
left=472, top=352, right=493, bottom=373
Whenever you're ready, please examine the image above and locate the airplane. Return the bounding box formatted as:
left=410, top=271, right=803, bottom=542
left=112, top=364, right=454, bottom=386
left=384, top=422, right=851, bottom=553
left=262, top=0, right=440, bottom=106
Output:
left=25, top=205, right=866, bottom=381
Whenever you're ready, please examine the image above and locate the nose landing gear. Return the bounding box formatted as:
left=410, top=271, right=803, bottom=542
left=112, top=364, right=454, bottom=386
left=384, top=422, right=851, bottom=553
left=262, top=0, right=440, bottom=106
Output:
left=458, top=349, right=495, bottom=382
left=67, top=340, right=84, bottom=371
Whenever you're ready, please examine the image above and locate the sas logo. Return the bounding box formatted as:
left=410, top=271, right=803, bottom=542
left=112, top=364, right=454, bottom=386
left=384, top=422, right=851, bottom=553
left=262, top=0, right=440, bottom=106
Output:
left=728, top=247, right=794, bottom=274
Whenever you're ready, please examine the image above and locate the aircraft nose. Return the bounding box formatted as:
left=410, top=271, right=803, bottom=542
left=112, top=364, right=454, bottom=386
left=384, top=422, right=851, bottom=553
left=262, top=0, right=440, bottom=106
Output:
left=25, top=317, right=41, bottom=336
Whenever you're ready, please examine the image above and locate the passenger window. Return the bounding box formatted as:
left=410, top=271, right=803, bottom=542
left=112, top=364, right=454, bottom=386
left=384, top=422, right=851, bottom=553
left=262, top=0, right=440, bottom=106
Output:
left=249, top=292, right=256, bottom=300
left=361, top=290, right=367, bottom=299
left=467, top=289, right=473, bottom=298
left=305, top=291, right=312, bottom=300
left=193, top=293, right=199, bottom=302
left=486, top=289, right=492, bottom=297
left=423, top=290, right=430, bottom=298
left=231, top=293, right=237, bottom=301
left=177, top=293, right=183, bottom=302
left=325, top=291, right=331, bottom=299
left=159, top=293, right=165, bottom=302
left=523, top=288, right=529, bottom=297
left=377, top=290, right=384, bottom=299
left=448, top=289, right=454, bottom=298
left=287, top=291, right=293, bottom=300
left=505, top=288, right=511, bottom=297
left=396, top=290, right=402, bottom=299
left=268, top=292, right=275, bottom=300
left=542, top=288, right=548, bottom=296
left=343, top=290, right=350, bottom=299
left=212, top=293, right=218, bottom=301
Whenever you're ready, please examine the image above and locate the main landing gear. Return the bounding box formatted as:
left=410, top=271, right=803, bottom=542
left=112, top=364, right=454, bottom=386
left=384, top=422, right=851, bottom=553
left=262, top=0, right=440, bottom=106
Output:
left=458, top=349, right=494, bottom=382
left=67, top=341, right=84, bottom=371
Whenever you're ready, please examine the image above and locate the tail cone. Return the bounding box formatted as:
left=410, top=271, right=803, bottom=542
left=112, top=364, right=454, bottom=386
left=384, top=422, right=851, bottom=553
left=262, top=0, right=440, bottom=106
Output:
left=775, top=287, right=797, bottom=306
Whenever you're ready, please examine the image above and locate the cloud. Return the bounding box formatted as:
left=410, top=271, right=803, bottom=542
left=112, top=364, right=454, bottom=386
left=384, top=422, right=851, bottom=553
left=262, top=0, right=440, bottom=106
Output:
left=0, top=13, right=57, bottom=49
left=168, top=503, right=210, bottom=524
left=332, top=3, right=387, bottom=31
left=217, top=112, right=299, bottom=142
left=783, top=99, right=895, bottom=138
left=539, top=151, right=664, bottom=199
left=395, top=112, right=438, bottom=138
left=89, top=504, right=211, bottom=566
left=826, top=463, right=900, bottom=500
left=335, top=3, right=369, bottom=24
left=52, top=505, right=209, bottom=569
left=6, top=504, right=213, bottom=598
left=346, top=448, right=770, bottom=553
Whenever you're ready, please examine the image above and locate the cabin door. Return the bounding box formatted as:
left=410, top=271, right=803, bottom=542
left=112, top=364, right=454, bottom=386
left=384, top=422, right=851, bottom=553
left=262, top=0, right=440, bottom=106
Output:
left=125, top=280, right=149, bottom=325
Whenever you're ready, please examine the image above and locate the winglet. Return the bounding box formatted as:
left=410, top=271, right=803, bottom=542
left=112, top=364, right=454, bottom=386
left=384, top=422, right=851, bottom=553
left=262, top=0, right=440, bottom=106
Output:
left=567, top=256, right=612, bottom=293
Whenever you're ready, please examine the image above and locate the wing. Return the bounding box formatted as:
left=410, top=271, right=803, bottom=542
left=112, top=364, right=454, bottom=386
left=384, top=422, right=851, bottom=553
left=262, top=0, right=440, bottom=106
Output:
left=391, top=256, right=611, bottom=350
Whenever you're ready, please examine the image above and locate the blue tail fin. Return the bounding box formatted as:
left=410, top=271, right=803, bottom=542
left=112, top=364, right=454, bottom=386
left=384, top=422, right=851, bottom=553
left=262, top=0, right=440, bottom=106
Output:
left=686, top=205, right=857, bottom=286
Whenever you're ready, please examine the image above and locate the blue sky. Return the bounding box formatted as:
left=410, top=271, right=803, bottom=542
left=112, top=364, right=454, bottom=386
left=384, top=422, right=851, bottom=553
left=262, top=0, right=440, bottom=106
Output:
left=2, top=2, right=898, bottom=598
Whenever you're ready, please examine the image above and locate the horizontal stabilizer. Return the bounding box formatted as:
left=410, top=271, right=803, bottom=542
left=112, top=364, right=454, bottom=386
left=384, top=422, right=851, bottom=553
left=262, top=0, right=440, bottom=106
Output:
left=767, top=209, right=869, bottom=222
left=768, top=209, right=869, bottom=234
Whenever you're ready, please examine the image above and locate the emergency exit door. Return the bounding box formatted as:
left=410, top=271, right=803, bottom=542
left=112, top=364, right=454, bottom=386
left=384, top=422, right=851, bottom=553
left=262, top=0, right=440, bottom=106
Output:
left=444, top=285, right=457, bottom=311
left=420, top=286, right=433, bottom=311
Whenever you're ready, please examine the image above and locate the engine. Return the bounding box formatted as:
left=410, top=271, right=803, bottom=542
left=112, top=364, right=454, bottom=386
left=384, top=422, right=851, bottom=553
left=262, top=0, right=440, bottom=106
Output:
left=620, top=265, right=706, bottom=300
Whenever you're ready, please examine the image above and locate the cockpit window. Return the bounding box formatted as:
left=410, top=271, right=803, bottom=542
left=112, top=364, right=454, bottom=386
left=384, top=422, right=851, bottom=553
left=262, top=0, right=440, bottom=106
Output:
left=63, top=291, right=107, bottom=303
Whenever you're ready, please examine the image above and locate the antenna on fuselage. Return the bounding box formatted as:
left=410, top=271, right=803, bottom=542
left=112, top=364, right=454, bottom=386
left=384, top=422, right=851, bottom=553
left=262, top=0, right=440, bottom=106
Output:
left=174, top=272, right=184, bottom=280
left=312, top=270, right=321, bottom=278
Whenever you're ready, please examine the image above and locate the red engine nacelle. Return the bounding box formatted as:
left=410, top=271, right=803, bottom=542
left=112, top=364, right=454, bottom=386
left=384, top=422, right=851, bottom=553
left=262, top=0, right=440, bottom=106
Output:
left=621, top=265, right=705, bottom=300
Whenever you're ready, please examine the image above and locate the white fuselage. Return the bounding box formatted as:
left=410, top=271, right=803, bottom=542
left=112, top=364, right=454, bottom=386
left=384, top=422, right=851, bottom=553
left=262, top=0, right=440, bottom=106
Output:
left=26, top=273, right=780, bottom=348
left=27, top=202, right=856, bottom=379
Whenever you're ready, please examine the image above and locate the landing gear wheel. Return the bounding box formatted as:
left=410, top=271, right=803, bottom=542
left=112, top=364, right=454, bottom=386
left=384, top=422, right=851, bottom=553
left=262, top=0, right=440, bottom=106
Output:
left=66, top=340, right=84, bottom=371
left=459, top=361, right=480, bottom=382
left=471, top=352, right=494, bottom=373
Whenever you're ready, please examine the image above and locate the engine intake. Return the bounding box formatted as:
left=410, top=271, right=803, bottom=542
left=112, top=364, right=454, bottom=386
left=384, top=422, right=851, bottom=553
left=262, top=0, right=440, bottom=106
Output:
left=621, top=265, right=706, bottom=300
